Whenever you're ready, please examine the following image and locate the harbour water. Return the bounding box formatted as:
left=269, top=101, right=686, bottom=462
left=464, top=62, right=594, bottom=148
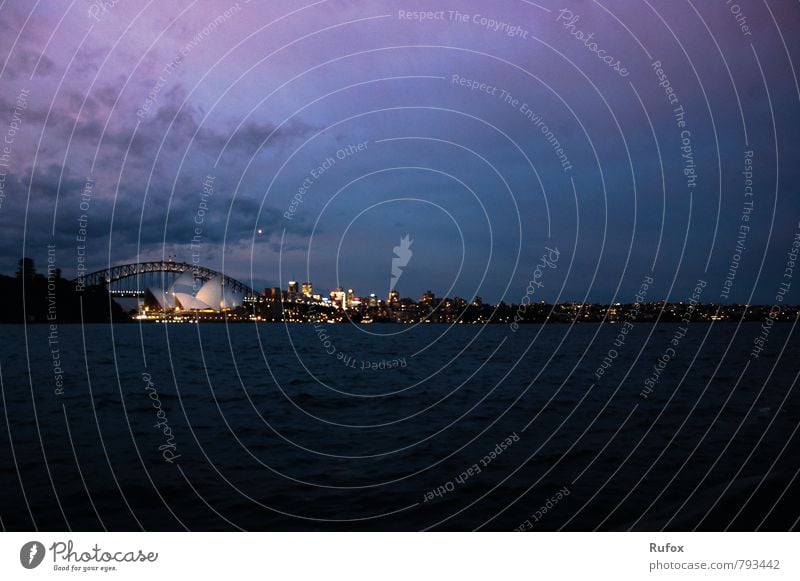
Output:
left=1, top=322, right=798, bottom=531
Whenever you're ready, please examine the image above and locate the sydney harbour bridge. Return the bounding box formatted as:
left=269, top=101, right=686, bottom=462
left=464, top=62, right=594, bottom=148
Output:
left=75, top=261, right=259, bottom=311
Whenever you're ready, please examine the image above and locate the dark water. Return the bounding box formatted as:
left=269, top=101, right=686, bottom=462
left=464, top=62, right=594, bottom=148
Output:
left=1, top=322, right=799, bottom=531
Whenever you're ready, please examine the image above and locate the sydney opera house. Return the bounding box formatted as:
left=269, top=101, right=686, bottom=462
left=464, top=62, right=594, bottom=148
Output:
left=144, top=270, right=244, bottom=313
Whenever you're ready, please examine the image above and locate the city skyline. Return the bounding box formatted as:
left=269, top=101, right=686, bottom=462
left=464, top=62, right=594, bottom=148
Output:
left=6, top=255, right=799, bottom=328
left=8, top=254, right=800, bottom=312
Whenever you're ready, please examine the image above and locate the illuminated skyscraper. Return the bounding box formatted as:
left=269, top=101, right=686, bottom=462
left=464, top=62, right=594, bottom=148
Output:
left=301, top=282, right=313, bottom=297
left=330, top=287, right=345, bottom=308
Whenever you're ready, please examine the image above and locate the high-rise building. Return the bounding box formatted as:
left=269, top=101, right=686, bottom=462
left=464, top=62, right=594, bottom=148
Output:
left=301, top=282, right=313, bottom=297
left=346, top=288, right=355, bottom=308
left=263, top=287, right=281, bottom=301
left=388, top=289, right=400, bottom=306
left=330, top=287, right=345, bottom=308
left=420, top=290, right=435, bottom=305
left=288, top=281, right=299, bottom=297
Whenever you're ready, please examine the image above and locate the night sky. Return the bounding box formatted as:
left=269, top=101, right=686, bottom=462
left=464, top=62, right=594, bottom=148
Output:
left=1, top=0, right=799, bottom=304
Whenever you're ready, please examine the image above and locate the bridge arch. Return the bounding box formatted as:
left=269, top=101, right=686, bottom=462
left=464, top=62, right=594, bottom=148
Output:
left=75, top=261, right=258, bottom=298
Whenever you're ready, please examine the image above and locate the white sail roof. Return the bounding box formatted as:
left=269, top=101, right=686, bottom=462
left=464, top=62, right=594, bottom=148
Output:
left=171, top=270, right=199, bottom=295
left=146, top=287, right=175, bottom=310
left=195, top=277, right=243, bottom=310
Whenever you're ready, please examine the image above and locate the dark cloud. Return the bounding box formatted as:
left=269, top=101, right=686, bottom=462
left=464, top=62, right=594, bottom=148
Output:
left=3, top=48, right=55, bottom=80
left=1, top=0, right=799, bottom=301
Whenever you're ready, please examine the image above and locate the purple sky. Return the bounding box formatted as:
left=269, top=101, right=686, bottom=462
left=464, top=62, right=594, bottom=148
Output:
left=1, top=0, right=799, bottom=304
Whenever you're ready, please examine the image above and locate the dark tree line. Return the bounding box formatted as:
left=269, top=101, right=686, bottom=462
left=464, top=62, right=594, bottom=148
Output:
left=0, top=258, right=130, bottom=323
